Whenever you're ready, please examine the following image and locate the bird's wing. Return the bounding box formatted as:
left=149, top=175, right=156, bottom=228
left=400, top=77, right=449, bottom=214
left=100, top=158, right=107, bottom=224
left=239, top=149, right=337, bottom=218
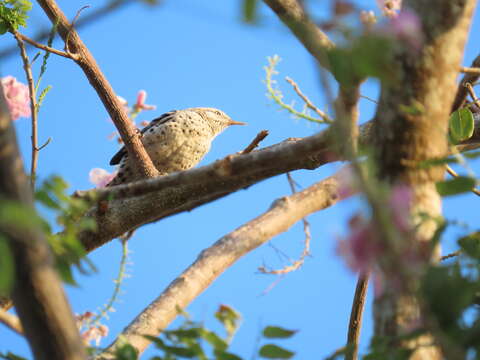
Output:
left=109, top=110, right=177, bottom=165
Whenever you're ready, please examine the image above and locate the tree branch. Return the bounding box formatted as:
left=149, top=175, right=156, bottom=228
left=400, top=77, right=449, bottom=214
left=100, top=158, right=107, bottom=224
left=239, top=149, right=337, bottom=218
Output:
left=0, top=0, right=141, bottom=60
left=0, top=309, right=23, bottom=336
left=346, top=273, right=369, bottom=360
left=13, top=32, right=39, bottom=191
left=372, top=0, right=477, bottom=358
left=74, top=113, right=480, bottom=254
left=36, top=0, right=159, bottom=179
left=452, top=54, right=480, bottom=111
left=0, top=69, right=86, bottom=360
left=263, top=0, right=334, bottom=70
left=100, top=170, right=344, bottom=357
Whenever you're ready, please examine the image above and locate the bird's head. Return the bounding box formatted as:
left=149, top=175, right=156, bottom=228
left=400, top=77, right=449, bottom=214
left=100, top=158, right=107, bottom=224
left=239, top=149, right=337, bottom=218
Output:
left=190, top=107, right=246, bottom=135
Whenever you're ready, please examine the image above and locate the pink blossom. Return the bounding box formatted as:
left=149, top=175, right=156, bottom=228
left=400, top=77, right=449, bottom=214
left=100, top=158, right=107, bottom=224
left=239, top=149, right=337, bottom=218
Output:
left=1, top=76, right=31, bottom=121
left=377, top=0, right=402, bottom=18
left=360, top=10, right=377, bottom=28
left=389, top=9, right=422, bottom=49
left=337, top=166, right=357, bottom=200
left=389, top=184, right=413, bottom=232
left=89, top=168, right=117, bottom=188
left=336, top=214, right=383, bottom=273
left=81, top=325, right=109, bottom=346
left=134, top=90, right=156, bottom=111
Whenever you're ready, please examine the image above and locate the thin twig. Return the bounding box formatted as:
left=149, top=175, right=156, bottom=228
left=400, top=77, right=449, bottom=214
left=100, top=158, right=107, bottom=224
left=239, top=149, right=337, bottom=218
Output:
left=445, top=165, right=480, bottom=196
left=264, top=56, right=332, bottom=124
left=0, top=0, right=139, bottom=60
left=15, top=32, right=73, bottom=59
left=258, top=173, right=311, bottom=274
left=37, top=0, right=159, bottom=179
left=100, top=171, right=344, bottom=356
left=440, top=250, right=461, bottom=261
left=86, top=239, right=129, bottom=327
left=452, top=54, right=480, bottom=111
left=359, top=94, right=378, bottom=104
left=65, top=5, right=90, bottom=55
left=241, top=130, right=269, bottom=154
left=346, top=273, right=369, bottom=360
left=13, top=33, right=38, bottom=191
left=0, top=309, right=24, bottom=336
left=285, top=76, right=333, bottom=122
left=465, top=82, right=480, bottom=107
left=460, top=66, right=480, bottom=75
left=37, top=137, right=52, bottom=151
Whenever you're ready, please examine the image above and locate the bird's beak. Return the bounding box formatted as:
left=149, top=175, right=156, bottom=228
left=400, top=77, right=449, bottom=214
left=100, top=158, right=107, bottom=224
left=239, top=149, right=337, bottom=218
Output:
left=228, top=119, right=247, bottom=126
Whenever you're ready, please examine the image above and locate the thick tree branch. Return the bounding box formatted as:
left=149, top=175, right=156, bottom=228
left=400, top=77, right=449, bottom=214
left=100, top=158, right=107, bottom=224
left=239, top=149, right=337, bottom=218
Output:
left=0, top=74, right=86, bottom=359
left=75, top=114, right=480, bottom=254
left=36, top=0, right=159, bottom=179
left=263, top=0, right=334, bottom=69
left=100, top=171, right=343, bottom=357
left=372, top=0, right=477, bottom=358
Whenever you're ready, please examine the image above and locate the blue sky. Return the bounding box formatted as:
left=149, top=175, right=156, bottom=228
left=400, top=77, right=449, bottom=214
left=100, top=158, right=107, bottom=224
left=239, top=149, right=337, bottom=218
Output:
left=1, top=1, right=480, bottom=359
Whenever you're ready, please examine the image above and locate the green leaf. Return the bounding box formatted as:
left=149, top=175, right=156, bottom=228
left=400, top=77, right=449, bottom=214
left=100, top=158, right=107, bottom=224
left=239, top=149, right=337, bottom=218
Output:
left=200, top=329, right=228, bottom=351
left=35, top=189, right=61, bottom=210
left=436, top=176, right=476, bottom=196
left=0, top=236, right=14, bottom=295
left=259, top=344, right=294, bottom=359
left=458, top=233, right=480, bottom=259
left=115, top=343, right=138, bottom=360
left=0, top=21, right=8, bottom=34
left=449, top=108, right=474, bottom=143
left=216, top=352, right=243, bottom=360
left=242, top=0, right=258, bottom=23
left=215, top=305, right=241, bottom=338
left=0, top=352, right=28, bottom=360
left=164, top=328, right=201, bottom=339
left=263, top=326, right=297, bottom=339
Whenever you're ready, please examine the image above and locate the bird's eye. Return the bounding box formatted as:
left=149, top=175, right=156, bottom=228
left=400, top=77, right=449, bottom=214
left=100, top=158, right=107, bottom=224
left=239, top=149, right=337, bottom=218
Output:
left=215, top=111, right=222, bottom=116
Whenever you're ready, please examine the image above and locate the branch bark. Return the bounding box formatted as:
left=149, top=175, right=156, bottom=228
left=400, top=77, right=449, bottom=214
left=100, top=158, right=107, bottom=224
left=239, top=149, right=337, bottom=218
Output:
left=263, top=0, right=334, bottom=69
left=36, top=0, right=159, bottom=179
left=372, top=0, right=477, bottom=358
left=452, top=53, right=480, bottom=111
left=100, top=170, right=343, bottom=357
left=76, top=112, right=480, bottom=254
left=0, top=72, right=86, bottom=359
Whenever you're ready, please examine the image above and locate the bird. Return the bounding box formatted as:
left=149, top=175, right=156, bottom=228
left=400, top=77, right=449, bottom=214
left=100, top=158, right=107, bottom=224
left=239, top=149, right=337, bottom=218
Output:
left=106, top=107, right=245, bottom=186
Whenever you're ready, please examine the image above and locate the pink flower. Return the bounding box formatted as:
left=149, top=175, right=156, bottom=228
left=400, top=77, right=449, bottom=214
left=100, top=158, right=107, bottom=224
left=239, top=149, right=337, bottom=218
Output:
left=360, top=10, right=377, bottom=28
left=1, top=76, right=31, bottom=121
left=377, top=0, right=402, bottom=18
left=389, top=184, right=413, bottom=232
left=89, top=168, right=117, bottom=188
left=336, top=214, right=383, bottom=274
left=337, top=166, right=357, bottom=200
left=389, top=9, right=422, bottom=49
left=134, top=90, right=156, bottom=111
left=81, top=325, right=109, bottom=346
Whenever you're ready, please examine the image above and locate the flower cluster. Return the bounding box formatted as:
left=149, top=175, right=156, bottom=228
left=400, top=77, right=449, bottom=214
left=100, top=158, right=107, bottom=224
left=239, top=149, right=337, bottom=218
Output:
left=91, top=89, right=157, bottom=186
left=377, top=0, right=402, bottom=18
left=89, top=168, right=117, bottom=188
left=1, top=76, right=31, bottom=121
left=75, top=311, right=109, bottom=346
left=336, top=184, right=429, bottom=296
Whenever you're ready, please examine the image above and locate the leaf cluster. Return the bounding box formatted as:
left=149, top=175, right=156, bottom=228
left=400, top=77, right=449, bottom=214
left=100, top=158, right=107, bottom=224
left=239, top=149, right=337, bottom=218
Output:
left=35, top=175, right=96, bottom=285
left=0, top=0, right=31, bottom=34
left=115, top=305, right=297, bottom=360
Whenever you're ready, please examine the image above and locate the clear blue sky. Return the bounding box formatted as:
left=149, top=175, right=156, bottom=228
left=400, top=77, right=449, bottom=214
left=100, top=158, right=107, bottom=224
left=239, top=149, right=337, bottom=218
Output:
left=1, top=1, right=480, bottom=358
